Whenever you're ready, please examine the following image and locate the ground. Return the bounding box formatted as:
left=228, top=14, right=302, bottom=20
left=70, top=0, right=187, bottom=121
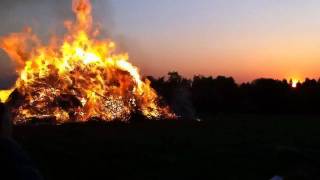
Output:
left=13, top=114, right=320, bottom=180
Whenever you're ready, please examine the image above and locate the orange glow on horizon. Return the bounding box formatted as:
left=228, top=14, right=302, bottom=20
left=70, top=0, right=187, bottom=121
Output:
left=291, top=79, right=298, bottom=88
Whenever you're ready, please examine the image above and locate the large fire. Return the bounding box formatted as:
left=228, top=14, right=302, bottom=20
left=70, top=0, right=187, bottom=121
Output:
left=0, top=0, right=173, bottom=124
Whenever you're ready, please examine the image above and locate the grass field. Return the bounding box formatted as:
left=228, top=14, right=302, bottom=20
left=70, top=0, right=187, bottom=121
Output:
left=13, top=114, right=320, bottom=179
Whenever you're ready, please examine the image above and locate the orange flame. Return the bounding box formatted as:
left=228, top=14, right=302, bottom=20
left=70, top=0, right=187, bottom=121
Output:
left=0, top=0, right=174, bottom=124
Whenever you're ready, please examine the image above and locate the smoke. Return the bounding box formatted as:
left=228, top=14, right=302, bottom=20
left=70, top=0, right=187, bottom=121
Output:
left=0, top=0, right=114, bottom=36
left=0, top=0, right=70, bottom=36
left=171, top=87, right=196, bottom=119
left=0, top=50, right=17, bottom=89
left=0, top=0, right=114, bottom=89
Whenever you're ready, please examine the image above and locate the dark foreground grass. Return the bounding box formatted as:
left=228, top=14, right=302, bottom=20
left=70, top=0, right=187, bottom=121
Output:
left=13, top=114, right=320, bottom=180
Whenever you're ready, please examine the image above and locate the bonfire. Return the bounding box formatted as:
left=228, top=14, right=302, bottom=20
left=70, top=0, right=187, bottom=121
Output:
left=0, top=0, right=174, bottom=124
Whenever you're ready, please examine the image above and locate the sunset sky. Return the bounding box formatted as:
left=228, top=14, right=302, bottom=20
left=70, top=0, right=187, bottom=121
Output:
left=1, top=0, right=320, bottom=87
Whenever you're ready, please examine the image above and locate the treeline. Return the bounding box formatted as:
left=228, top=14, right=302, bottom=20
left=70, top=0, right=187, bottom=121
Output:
left=147, top=72, right=320, bottom=116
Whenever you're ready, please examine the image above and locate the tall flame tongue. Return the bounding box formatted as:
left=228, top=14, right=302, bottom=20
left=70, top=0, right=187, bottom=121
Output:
left=0, top=0, right=174, bottom=124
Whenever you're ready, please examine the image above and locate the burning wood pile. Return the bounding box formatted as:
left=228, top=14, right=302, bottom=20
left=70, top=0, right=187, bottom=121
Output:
left=0, top=0, right=174, bottom=124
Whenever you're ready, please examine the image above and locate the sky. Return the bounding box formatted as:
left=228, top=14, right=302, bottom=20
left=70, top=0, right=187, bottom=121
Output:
left=1, top=0, right=320, bottom=88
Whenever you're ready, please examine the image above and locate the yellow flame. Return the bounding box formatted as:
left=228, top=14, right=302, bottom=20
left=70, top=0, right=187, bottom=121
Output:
left=0, top=89, right=14, bottom=103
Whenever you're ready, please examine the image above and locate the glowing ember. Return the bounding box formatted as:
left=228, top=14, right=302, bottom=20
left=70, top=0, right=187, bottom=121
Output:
left=0, top=0, right=174, bottom=124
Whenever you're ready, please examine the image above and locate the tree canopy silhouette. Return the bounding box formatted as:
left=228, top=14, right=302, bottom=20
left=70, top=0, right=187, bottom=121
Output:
left=148, top=72, right=320, bottom=117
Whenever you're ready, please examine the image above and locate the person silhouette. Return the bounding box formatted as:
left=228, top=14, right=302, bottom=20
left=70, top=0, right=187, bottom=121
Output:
left=0, top=103, right=43, bottom=180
